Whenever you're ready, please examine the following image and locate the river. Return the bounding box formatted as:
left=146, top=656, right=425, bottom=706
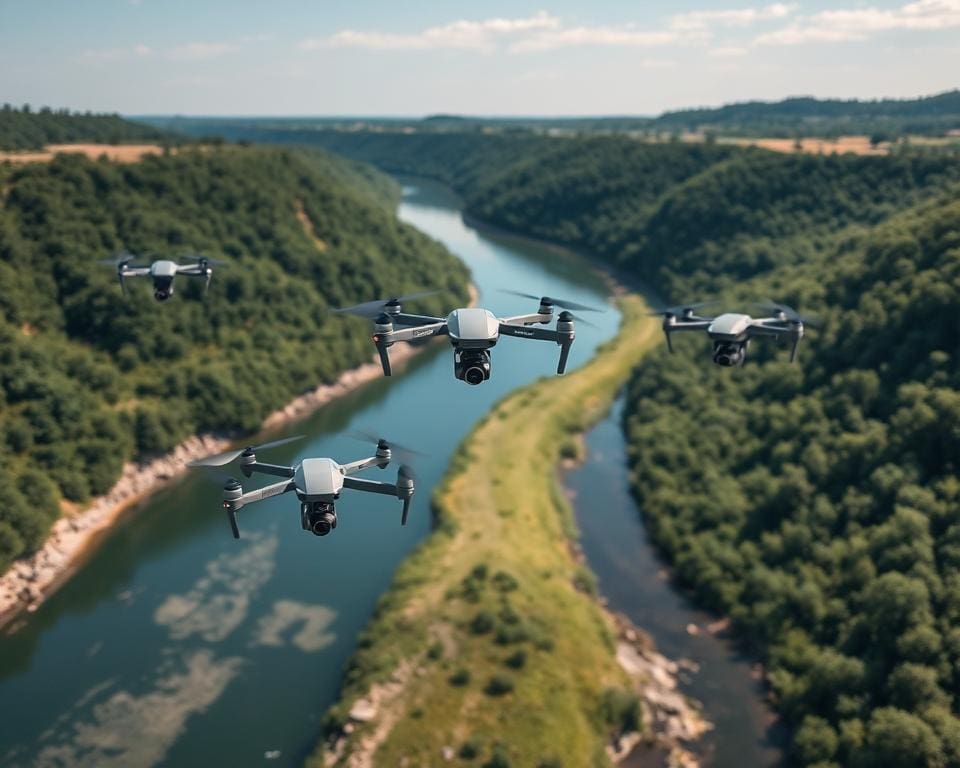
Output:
left=566, top=396, right=782, bottom=767
left=0, top=179, right=776, bottom=768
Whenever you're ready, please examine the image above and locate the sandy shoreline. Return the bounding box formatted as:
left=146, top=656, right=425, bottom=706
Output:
left=0, top=339, right=426, bottom=630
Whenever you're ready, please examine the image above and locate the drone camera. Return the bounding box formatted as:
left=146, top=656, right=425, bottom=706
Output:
left=713, top=341, right=745, bottom=367
left=455, top=349, right=491, bottom=386
left=301, top=502, right=338, bottom=536
left=154, top=289, right=172, bottom=301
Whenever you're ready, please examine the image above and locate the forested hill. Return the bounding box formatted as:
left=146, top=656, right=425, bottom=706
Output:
left=201, top=127, right=960, bottom=766
left=0, top=146, right=469, bottom=572
left=0, top=104, right=173, bottom=150
left=651, top=89, right=960, bottom=137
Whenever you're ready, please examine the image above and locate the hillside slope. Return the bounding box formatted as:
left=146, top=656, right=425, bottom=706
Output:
left=0, top=146, right=469, bottom=571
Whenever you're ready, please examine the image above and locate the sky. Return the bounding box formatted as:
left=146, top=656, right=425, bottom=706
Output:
left=0, top=0, right=957, bottom=116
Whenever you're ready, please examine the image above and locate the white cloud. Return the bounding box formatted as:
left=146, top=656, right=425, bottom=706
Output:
left=305, top=11, right=562, bottom=52
left=755, top=0, right=960, bottom=45
left=670, top=3, right=797, bottom=31
left=307, top=6, right=810, bottom=55
left=510, top=26, right=681, bottom=53
left=709, top=45, right=751, bottom=56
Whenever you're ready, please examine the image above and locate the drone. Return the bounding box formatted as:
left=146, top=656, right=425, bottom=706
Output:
left=188, top=434, right=415, bottom=539
left=334, top=290, right=601, bottom=385
left=101, top=251, right=223, bottom=301
left=650, top=301, right=817, bottom=366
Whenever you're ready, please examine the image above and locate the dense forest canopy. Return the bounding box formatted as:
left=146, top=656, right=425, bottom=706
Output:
left=0, top=145, right=469, bottom=572
left=0, top=104, right=173, bottom=150
left=227, top=125, right=960, bottom=767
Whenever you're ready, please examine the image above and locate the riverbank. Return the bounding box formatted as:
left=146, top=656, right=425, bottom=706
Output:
left=0, top=339, right=429, bottom=630
left=311, top=293, right=709, bottom=768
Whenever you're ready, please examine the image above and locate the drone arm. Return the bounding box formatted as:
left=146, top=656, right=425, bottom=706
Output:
left=498, top=322, right=562, bottom=342
left=499, top=312, right=551, bottom=326
left=747, top=321, right=805, bottom=362
left=499, top=317, right=576, bottom=375
left=344, top=470, right=415, bottom=525
left=245, top=462, right=296, bottom=479
left=228, top=478, right=297, bottom=513
left=660, top=317, right=712, bottom=353
left=378, top=322, right=449, bottom=343
left=342, top=476, right=398, bottom=496
left=341, top=456, right=386, bottom=475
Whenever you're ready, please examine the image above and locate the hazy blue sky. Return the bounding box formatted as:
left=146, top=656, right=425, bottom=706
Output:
left=0, top=0, right=957, bottom=115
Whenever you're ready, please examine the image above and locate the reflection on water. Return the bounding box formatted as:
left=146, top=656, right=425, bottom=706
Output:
left=0, top=178, right=622, bottom=767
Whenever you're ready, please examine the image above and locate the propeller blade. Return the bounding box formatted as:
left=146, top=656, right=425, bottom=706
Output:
left=189, top=434, right=304, bottom=468
left=568, top=312, right=599, bottom=329
left=648, top=301, right=716, bottom=317
left=500, top=289, right=603, bottom=313
left=754, top=300, right=819, bottom=327
left=98, top=251, right=137, bottom=267
left=334, top=290, right=441, bottom=319
left=347, top=430, right=428, bottom=460
left=397, top=463, right=418, bottom=481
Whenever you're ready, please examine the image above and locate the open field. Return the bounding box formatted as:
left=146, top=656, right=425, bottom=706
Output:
left=311, top=294, right=686, bottom=768
left=0, top=143, right=168, bottom=164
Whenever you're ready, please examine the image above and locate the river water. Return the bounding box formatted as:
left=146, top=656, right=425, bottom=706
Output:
left=566, top=397, right=782, bottom=767
left=0, top=179, right=776, bottom=768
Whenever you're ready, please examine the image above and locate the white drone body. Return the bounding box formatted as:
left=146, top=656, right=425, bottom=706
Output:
left=336, top=291, right=602, bottom=385
left=190, top=437, right=415, bottom=539
left=654, top=302, right=815, bottom=366
left=105, top=251, right=221, bottom=301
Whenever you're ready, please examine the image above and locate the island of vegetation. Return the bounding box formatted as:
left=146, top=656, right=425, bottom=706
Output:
left=194, top=122, right=960, bottom=767
left=0, top=113, right=470, bottom=590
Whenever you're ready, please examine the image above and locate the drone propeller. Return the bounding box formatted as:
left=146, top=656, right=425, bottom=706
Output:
left=567, top=312, right=599, bottom=329
left=334, top=291, right=441, bottom=320
left=97, top=250, right=137, bottom=267
left=347, top=429, right=428, bottom=461
left=182, top=254, right=228, bottom=266
left=754, top=300, right=819, bottom=327
left=647, top=301, right=716, bottom=318
left=500, top=289, right=603, bottom=313
left=189, top=434, right=305, bottom=468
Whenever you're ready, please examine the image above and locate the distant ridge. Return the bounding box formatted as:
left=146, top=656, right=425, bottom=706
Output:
left=0, top=104, right=174, bottom=151
left=652, top=89, right=960, bottom=136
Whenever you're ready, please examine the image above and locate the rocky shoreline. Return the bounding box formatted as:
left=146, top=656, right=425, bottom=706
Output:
left=610, top=613, right=711, bottom=767
left=0, top=342, right=422, bottom=629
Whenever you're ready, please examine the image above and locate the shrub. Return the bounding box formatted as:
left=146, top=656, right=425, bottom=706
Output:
left=492, top=570, right=519, bottom=592
left=449, top=668, right=471, bottom=687
left=484, top=674, right=515, bottom=696
left=599, top=687, right=641, bottom=734
left=470, top=610, right=496, bottom=634
left=504, top=650, right=527, bottom=669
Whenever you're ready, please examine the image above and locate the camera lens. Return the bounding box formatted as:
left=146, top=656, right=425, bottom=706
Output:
left=464, top=366, right=485, bottom=385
